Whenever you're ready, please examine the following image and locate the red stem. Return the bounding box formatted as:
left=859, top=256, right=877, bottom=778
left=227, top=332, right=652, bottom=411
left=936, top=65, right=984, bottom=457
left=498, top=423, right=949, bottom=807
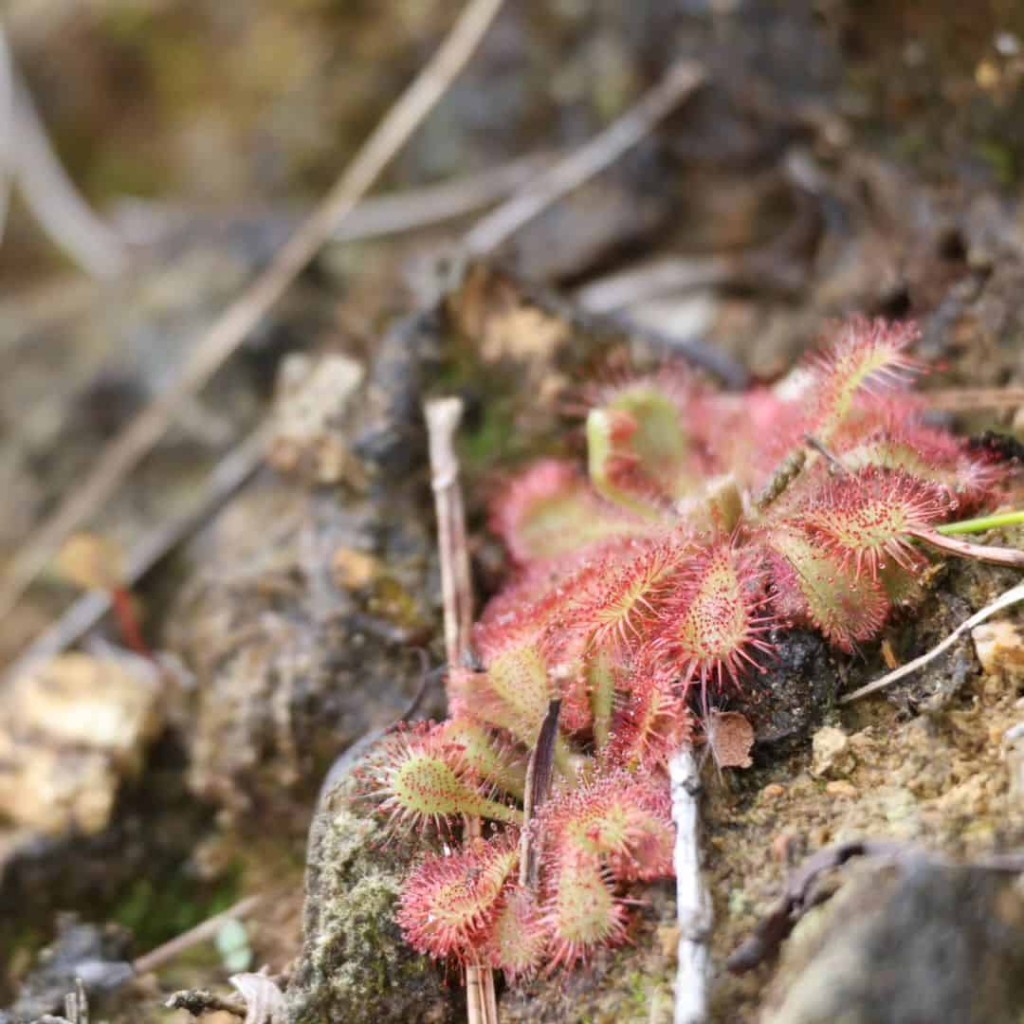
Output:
left=111, top=585, right=152, bottom=658
left=909, top=528, right=1024, bottom=570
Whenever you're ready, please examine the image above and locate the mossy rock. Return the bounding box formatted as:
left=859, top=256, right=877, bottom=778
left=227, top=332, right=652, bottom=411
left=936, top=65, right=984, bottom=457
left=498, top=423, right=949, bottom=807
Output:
left=286, top=775, right=456, bottom=1024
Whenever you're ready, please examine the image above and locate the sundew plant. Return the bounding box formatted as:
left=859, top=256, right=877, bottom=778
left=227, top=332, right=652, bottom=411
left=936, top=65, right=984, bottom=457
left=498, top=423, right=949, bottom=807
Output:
left=369, top=319, right=1007, bottom=979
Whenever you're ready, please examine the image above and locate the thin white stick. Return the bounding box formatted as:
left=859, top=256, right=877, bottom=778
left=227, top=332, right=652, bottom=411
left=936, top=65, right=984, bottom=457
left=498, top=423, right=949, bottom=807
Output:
left=0, top=0, right=505, bottom=637
left=463, top=60, right=703, bottom=256
left=840, top=580, right=1024, bottom=704
left=670, top=744, right=711, bottom=1024
left=424, top=396, right=496, bottom=1024
left=425, top=397, right=470, bottom=668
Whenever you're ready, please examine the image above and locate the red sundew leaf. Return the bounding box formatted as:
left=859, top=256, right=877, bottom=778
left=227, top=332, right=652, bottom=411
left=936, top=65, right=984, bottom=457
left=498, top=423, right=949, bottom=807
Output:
left=370, top=722, right=522, bottom=830
left=652, top=543, right=776, bottom=695
left=476, top=556, right=587, bottom=639
left=539, top=770, right=675, bottom=880
left=439, top=719, right=528, bottom=802
left=767, top=529, right=890, bottom=651
left=878, top=560, right=926, bottom=608
left=485, top=885, right=547, bottom=980
left=448, top=640, right=553, bottom=750
left=535, top=538, right=691, bottom=739
left=806, top=318, right=920, bottom=444
left=540, top=849, right=628, bottom=970
left=836, top=419, right=1005, bottom=511
left=798, top=467, right=950, bottom=579
left=397, top=837, right=520, bottom=962
left=695, top=387, right=805, bottom=492
left=568, top=538, right=690, bottom=655
left=490, top=459, right=651, bottom=566
left=585, top=373, right=701, bottom=512
left=544, top=643, right=594, bottom=735
left=602, top=654, right=691, bottom=771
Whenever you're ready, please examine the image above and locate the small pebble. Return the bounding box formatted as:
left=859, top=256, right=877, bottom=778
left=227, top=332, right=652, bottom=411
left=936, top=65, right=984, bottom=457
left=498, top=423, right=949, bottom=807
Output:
left=760, top=783, right=786, bottom=801
left=811, top=726, right=856, bottom=779
left=772, top=831, right=798, bottom=865
left=972, top=620, right=1024, bottom=677
left=332, top=547, right=380, bottom=590
left=826, top=780, right=859, bottom=800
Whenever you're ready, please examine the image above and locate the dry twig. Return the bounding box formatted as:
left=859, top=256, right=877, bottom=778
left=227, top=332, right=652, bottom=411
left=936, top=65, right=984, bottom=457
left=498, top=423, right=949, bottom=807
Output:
left=133, top=895, right=263, bottom=976
left=840, top=580, right=1024, bottom=704
left=669, top=745, right=712, bottom=1024
left=463, top=60, right=704, bottom=256
left=0, top=0, right=506, bottom=639
left=165, top=990, right=248, bottom=1019
left=424, top=397, right=497, bottom=1024
left=923, top=387, right=1024, bottom=412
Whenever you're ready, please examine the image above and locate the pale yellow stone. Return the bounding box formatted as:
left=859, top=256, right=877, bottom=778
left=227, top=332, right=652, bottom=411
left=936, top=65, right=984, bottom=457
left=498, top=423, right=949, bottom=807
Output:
left=0, top=653, right=162, bottom=835
left=972, top=620, right=1024, bottom=678
left=811, top=726, right=855, bottom=779
left=825, top=780, right=859, bottom=800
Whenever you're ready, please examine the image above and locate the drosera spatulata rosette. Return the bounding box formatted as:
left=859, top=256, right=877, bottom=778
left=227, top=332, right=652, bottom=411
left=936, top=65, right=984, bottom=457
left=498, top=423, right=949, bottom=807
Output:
left=367, top=317, right=1017, bottom=980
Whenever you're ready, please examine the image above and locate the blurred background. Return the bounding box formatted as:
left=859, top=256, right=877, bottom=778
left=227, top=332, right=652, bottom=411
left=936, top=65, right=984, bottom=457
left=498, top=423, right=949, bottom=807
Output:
left=4, top=3, right=1024, bottom=1023
left=5, top=1, right=1024, bottom=281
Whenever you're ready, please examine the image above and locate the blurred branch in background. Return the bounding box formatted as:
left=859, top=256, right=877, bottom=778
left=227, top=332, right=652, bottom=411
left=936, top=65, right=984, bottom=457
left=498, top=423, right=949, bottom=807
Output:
left=113, top=151, right=555, bottom=249
left=0, top=0, right=506, bottom=641
left=0, top=23, right=127, bottom=277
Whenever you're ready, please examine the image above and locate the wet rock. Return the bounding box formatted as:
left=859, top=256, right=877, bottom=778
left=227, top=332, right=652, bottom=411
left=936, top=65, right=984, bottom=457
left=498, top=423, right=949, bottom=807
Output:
left=764, top=860, right=1024, bottom=1024
left=168, top=312, right=442, bottom=818
left=167, top=476, right=437, bottom=818
left=1003, top=720, right=1024, bottom=806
